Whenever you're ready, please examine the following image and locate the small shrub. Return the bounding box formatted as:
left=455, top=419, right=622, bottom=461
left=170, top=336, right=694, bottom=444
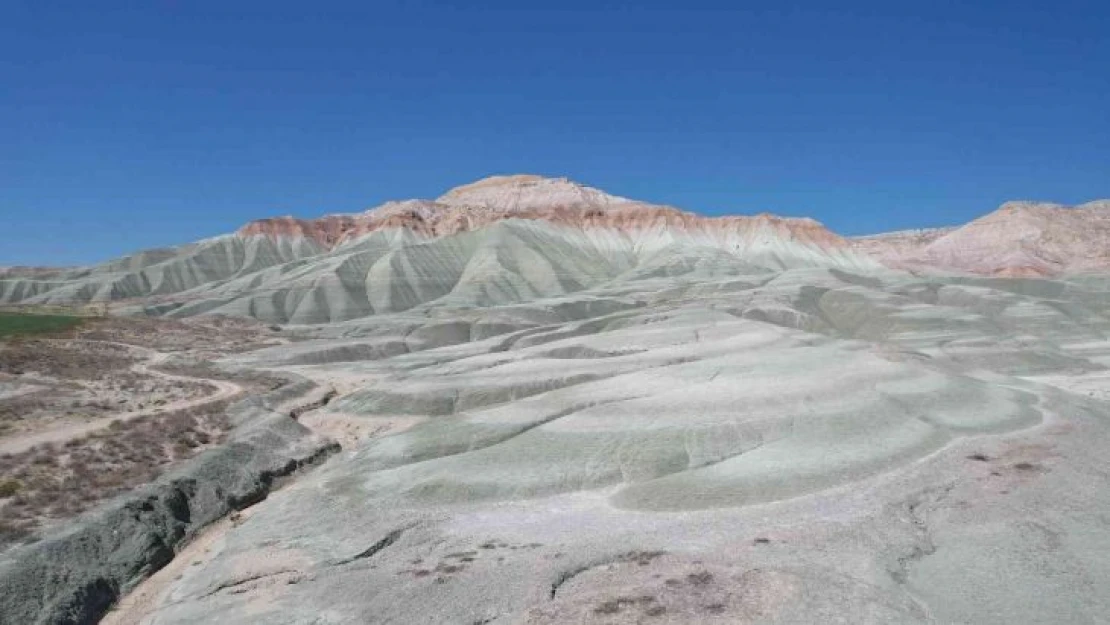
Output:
left=686, top=571, right=714, bottom=586
left=0, top=479, right=22, bottom=498
left=593, top=600, right=622, bottom=615
left=703, top=603, right=726, bottom=614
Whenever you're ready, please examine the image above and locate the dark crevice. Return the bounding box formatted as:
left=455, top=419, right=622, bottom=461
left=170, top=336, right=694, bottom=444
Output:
left=331, top=527, right=408, bottom=567
left=289, top=388, right=338, bottom=420
left=549, top=550, right=667, bottom=600
left=201, top=569, right=300, bottom=598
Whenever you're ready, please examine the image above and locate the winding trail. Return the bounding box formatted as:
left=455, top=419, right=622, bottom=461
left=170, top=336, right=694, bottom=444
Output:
left=0, top=340, right=244, bottom=455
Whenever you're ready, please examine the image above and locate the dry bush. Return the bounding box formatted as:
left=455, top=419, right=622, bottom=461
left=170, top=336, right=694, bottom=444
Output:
left=0, top=400, right=235, bottom=549
left=0, top=340, right=135, bottom=380
left=0, top=479, right=21, bottom=498
left=76, top=315, right=291, bottom=353
left=154, top=362, right=287, bottom=394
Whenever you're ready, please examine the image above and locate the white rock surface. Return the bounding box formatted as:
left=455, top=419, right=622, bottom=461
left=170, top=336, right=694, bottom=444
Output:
left=6, top=176, right=1110, bottom=625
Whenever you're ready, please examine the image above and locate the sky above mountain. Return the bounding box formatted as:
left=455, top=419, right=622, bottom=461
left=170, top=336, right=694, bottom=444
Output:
left=2, top=0, right=1108, bottom=265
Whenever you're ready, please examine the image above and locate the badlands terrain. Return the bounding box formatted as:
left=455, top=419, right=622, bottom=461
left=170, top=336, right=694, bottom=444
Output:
left=2, top=175, right=1110, bottom=624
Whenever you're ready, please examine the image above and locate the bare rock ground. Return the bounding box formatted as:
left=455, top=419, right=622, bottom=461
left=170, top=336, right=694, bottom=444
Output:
left=4, top=175, right=1110, bottom=623
left=69, top=267, right=1110, bottom=625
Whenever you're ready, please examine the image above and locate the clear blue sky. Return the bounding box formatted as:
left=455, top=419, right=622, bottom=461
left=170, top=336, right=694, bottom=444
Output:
left=2, top=1, right=1108, bottom=265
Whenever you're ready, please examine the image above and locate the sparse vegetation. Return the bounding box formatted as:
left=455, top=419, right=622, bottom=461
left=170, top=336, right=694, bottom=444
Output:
left=686, top=570, right=714, bottom=586
left=0, top=339, right=136, bottom=379
left=0, top=312, right=84, bottom=339
left=593, top=600, right=622, bottom=615
left=0, top=340, right=216, bottom=431
left=593, top=595, right=658, bottom=615
left=76, top=315, right=301, bottom=352
left=0, top=316, right=295, bottom=549
left=621, top=549, right=667, bottom=566
left=0, top=479, right=22, bottom=498
left=153, top=362, right=288, bottom=394
left=0, top=401, right=233, bottom=547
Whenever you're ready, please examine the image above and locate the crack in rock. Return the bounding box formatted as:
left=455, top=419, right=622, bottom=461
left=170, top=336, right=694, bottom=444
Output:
left=331, top=527, right=408, bottom=567
left=549, top=550, right=667, bottom=599
left=202, top=568, right=300, bottom=598
left=890, top=483, right=954, bottom=584
left=289, top=388, right=338, bottom=420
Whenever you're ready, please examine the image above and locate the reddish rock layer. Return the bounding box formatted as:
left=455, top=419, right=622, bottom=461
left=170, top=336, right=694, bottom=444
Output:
left=236, top=176, right=853, bottom=253
left=236, top=175, right=1110, bottom=276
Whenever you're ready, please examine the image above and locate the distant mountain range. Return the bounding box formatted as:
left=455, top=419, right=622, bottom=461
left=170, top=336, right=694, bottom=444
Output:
left=1, top=175, right=1105, bottom=323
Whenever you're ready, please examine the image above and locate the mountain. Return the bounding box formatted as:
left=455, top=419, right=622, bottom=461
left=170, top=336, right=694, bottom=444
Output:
left=0, top=175, right=878, bottom=323
left=3, top=177, right=1107, bottom=323
left=852, top=200, right=1110, bottom=277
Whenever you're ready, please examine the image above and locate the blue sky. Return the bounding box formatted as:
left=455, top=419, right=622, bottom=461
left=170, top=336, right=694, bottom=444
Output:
left=2, top=0, right=1108, bottom=265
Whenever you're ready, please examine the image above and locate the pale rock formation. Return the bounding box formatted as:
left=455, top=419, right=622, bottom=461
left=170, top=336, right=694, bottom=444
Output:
left=0, top=175, right=879, bottom=322
left=853, top=200, right=1110, bottom=276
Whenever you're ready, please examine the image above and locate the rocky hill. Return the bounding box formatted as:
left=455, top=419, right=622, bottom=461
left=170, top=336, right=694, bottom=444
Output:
left=2, top=176, right=1107, bottom=323
left=852, top=200, right=1110, bottom=276
left=0, top=176, right=878, bottom=323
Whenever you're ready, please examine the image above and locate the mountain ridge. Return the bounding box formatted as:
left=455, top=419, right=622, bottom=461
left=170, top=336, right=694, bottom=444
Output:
left=1, top=175, right=1107, bottom=323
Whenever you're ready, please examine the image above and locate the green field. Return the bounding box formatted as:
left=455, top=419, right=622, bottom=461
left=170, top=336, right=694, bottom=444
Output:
left=0, top=312, right=85, bottom=339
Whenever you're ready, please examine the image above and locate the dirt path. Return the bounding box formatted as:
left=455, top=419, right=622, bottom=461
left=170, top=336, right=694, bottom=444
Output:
left=0, top=340, right=244, bottom=455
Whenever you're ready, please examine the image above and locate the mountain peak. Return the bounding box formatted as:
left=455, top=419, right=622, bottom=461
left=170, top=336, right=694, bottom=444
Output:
left=436, top=174, right=632, bottom=211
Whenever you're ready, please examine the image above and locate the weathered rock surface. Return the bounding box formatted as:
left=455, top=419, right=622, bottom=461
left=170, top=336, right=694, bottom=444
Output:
left=5, top=176, right=1110, bottom=624
left=0, top=176, right=878, bottom=322
left=4, top=178, right=1109, bottom=324
left=73, top=265, right=1110, bottom=625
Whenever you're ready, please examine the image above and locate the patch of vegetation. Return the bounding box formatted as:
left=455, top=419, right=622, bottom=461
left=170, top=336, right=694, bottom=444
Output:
left=0, top=312, right=84, bottom=339
left=0, top=479, right=22, bottom=497
left=686, top=570, right=714, bottom=586
left=0, top=340, right=135, bottom=379
left=703, top=603, right=726, bottom=614
left=154, top=362, right=288, bottom=394
left=621, top=550, right=667, bottom=566
left=593, top=596, right=658, bottom=615
left=0, top=401, right=232, bottom=549
left=593, top=600, right=623, bottom=615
